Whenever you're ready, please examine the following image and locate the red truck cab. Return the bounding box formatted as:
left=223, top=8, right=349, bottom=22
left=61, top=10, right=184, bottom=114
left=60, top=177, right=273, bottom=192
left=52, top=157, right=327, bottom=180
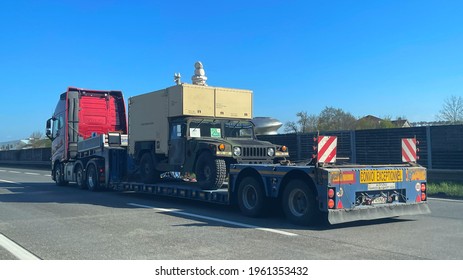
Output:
left=46, top=87, right=127, bottom=185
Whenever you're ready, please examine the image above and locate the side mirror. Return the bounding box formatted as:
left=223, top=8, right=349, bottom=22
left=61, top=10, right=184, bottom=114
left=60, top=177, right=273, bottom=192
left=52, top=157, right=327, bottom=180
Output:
left=46, top=118, right=54, bottom=140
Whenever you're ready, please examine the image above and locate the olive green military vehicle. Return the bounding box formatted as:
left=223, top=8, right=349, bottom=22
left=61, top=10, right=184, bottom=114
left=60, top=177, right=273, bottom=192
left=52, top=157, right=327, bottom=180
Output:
left=129, top=62, right=288, bottom=189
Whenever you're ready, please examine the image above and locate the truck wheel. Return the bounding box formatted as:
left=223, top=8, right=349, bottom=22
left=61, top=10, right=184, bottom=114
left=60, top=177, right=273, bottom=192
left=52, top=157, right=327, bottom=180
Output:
left=282, top=179, right=319, bottom=226
left=140, top=153, right=160, bottom=183
left=76, top=165, right=87, bottom=189
left=54, top=162, right=68, bottom=186
left=237, top=177, right=267, bottom=217
left=195, top=153, right=226, bottom=190
left=86, top=163, right=100, bottom=192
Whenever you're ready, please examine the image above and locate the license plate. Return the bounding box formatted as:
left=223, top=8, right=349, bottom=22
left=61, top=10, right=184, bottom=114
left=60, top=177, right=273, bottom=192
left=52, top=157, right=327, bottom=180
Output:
left=360, top=170, right=403, bottom=183
left=372, top=196, right=387, bottom=204
left=368, top=183, right=396, bottom=190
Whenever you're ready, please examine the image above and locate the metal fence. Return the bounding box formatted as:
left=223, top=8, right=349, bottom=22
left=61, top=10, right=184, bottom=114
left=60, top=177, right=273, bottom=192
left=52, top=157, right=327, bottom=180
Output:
left=1, top=125, right=463, bottom=171
left=258, top=125, right=463, bottom=170
left=0, top=147, right=51, bottom=166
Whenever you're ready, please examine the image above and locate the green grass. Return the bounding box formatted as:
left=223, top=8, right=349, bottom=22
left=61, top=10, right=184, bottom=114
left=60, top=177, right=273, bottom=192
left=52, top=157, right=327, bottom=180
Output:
left=427, top=182, right=463, bottom=199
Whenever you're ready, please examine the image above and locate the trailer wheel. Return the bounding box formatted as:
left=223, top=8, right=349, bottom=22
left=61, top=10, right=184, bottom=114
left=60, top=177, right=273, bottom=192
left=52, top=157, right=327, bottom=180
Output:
left=76, top=165, right=87, bottom=189
left=237, top=177, right=267, bottom=217
left=195, top=152, right=226, bottom=190
left=54, top=162, right=68, bottom=186
left=86, top=163, right=100, bottom=192
left=140, top=153, right=160, bottom=183
left=282, top=179, right=319, bottom=226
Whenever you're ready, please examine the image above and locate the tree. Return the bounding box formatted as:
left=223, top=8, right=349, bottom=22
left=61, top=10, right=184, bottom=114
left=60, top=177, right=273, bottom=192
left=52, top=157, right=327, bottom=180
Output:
left=437, top=95, right=463, bottom=124
left=317, top=107, right=357, bottom=131
left=28, top=131, right=51, bottom=148
left=284, top=111, right=319, bottom=133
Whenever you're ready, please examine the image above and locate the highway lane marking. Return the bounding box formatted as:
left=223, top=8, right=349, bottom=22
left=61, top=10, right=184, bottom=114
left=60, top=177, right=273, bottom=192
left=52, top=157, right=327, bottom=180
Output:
left=24, top=172, right=41, bottom=176
left=128, top=203, right=298, bottom=237
left=0, top=179, right=22, bottom=185
left=0, top=169, right=51, bottom=177
left=428, top=197, right=463, bottom=203
left=0, top=234, right=41, bottom=260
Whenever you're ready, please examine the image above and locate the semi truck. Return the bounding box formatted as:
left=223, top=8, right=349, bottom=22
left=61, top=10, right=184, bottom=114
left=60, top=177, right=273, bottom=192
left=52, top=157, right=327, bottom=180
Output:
left=45, top=62, right=430, bottom=225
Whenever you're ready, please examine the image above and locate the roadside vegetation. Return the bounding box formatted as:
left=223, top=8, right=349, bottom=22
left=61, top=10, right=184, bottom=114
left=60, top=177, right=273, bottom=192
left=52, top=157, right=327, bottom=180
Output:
left=427, top=182, right=463, bottom=199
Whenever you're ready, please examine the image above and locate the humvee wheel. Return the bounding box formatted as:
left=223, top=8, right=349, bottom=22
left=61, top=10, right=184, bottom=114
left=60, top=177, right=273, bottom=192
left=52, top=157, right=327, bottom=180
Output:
left=140, top=153, right=160, bottom=183
left=195, top=152, right=226, bottom=190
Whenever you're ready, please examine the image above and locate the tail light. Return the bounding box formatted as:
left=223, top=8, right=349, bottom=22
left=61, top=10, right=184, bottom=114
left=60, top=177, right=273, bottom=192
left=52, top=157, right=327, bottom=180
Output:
left=419, top=182, right=427, bottom=201
left=328, top=187, right=336, bottom=209
left=328, top=188, right=335, bottom=199
left=328, top=199, right=335, bottom=209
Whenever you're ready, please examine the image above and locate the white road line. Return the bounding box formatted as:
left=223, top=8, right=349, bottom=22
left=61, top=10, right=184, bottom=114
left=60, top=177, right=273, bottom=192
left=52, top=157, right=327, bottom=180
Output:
left=0, top=170, right=6, bottom=172
left=0, top=234, right=41, bottom=260
left=428, top=197, right=463, bottom=203
left=7, top=171, right=20, bottom=174
left=0, top=179, right=21, bottom=185
left=24, top=172, right=40, bottom=176
left=128, top=203, right=298, bottom=237
left=44, top=175, right=52, bottom=177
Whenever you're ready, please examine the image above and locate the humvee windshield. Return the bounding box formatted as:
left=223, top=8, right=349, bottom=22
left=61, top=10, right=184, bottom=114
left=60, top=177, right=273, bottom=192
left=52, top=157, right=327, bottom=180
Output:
left=188, top=119, right=254, bottom=139
left=224, top=120, right=254, bottom=139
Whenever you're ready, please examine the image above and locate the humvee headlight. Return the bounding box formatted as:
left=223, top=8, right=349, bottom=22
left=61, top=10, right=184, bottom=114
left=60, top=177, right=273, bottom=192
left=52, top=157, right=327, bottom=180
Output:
left=267, top=147, right=275, bottom=157
left=233, top=147, right=241, bottom=156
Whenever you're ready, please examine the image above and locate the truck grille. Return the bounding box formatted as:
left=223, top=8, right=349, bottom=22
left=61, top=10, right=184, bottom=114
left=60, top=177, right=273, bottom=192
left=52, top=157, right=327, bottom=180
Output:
left=242, top=147, right=267, bottom=158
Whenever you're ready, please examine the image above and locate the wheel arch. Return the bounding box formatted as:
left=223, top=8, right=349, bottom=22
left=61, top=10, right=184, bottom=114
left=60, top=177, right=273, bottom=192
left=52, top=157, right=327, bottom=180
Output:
left=134, top=141, right=156, bottom=162
left=279, top=170, right=318, bottom=202
left=231, top=167, right=265, bottom=204
left=73, top=160, right=85, bottom=172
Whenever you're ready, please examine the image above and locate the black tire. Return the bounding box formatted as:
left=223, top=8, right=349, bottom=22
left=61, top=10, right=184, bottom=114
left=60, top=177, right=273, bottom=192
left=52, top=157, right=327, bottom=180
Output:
left=86, top=163, right=100, bottom=192
left=282, top=179, right=319, bottom=226
left=54, top=162, right=68, bottom=186
left=140, top=153, right=160, bottom=183
left=75, top=164, right=87, bottom=189
left=237, top=177, right=267, bottom=217
left=194, top=152, right=226, bottom=190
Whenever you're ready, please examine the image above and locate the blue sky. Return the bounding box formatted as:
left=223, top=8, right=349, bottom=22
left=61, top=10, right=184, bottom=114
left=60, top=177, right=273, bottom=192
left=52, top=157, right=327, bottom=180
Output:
left=1, top=0, right=462, bottom=142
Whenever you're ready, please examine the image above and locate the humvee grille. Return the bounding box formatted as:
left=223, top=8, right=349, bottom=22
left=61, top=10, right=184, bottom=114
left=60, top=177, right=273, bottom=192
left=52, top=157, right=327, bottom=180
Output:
left=242, top=147, right=267, bottom=158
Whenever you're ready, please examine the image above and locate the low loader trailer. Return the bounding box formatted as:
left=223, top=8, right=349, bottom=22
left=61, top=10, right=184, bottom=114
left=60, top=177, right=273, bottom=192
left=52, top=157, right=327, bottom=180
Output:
left=51, top=130, right=431, bottom=226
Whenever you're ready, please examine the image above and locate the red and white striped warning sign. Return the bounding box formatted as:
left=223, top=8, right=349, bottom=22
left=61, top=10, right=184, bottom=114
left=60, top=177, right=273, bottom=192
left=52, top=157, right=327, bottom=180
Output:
left=402, top=138, right=417, bottom=163
left=317, top=136, right=337, bottom=163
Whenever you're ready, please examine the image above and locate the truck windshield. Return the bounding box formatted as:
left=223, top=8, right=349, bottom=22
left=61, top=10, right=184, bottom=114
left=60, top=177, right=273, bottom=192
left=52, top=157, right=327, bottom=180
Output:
left=189, top=119, right=222, bottom=138
left=224, top=120, right=254, bottom=139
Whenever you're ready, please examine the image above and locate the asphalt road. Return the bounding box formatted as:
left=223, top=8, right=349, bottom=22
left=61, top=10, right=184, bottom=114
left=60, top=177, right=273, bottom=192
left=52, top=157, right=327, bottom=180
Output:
left=0, top=166, right=462, bottom=260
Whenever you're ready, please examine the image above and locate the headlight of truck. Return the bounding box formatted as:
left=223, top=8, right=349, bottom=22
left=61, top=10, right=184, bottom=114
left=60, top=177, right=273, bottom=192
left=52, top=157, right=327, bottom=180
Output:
left=233, top=146, right=241, bottom=156
left=267, top=147, right=275, bottom=157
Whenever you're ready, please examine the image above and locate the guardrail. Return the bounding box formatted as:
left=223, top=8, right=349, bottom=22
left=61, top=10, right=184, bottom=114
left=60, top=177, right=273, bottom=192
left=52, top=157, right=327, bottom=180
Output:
left=0, top=148, right=51, bottom=168
left=1, top=142, right=463, bottom=183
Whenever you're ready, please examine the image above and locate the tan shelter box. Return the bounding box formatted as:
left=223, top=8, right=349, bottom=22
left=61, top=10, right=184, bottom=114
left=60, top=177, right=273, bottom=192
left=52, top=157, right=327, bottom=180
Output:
left=168, top=84, right=215, bottom=117
left=167, top=84, right=252, bottom=119
left=215, top=87, right=252, bottom=119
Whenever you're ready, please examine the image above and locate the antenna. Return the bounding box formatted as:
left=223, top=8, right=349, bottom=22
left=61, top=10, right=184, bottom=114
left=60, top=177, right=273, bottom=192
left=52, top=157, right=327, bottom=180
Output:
left=191, top=61, right=208, bottom=86
left=174, top=73, right=181, bottom=85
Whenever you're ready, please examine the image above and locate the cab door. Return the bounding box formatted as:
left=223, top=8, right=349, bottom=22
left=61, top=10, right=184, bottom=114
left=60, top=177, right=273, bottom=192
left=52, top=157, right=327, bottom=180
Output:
left=168, top=121, right=186, bottom=165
